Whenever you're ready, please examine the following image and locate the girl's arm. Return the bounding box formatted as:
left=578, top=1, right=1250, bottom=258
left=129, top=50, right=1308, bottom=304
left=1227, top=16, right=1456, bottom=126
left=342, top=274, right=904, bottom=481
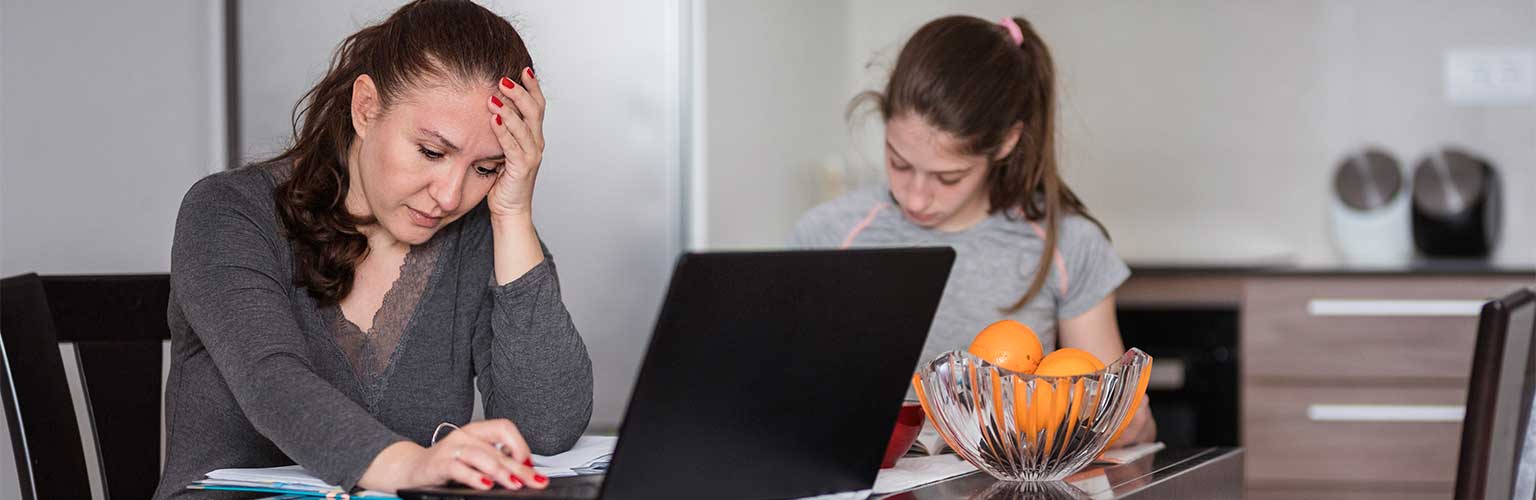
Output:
left=1059, top=293, right=1157, bottom=447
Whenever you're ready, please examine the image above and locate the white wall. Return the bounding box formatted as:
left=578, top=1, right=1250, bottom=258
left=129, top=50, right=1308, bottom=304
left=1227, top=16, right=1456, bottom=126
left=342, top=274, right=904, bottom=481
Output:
left=0, top=0, right=222, bottom=275
left=699, top=1, right=852, bottom=249
left=0, top=1, right=222, bottom=499
left=705, top=0, right=1536, bottom=266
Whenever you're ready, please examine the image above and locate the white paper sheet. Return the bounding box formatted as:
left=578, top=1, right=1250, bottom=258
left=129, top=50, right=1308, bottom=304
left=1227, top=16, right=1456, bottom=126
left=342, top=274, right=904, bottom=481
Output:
left=1093, top=441, right=1165, bottom=465
left=532, top=435, right=616, bottom=477
left=871, top=455, right=978, bottom=494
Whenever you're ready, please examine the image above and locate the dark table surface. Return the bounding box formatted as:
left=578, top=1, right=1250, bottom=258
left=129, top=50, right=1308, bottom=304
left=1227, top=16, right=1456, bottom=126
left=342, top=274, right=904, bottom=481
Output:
left=877, top=447, right=1244, bottom=500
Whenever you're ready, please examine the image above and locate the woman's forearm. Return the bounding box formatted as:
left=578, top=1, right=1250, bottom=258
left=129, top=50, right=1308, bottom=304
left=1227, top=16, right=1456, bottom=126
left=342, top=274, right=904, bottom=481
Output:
left=358, top=441, right=427, bottom=493
left=492, top=214, right=545, bottom=286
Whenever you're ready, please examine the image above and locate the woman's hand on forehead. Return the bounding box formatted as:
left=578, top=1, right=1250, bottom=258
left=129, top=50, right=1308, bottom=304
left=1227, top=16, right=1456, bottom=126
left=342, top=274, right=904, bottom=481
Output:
left=485, top=67, right=546, bottom=219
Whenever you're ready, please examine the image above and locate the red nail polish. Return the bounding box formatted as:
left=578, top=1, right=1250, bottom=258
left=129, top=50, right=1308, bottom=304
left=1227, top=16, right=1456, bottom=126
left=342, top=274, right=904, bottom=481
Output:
left=534, top=474, right=548, bottom=484
left=501, top=76, right=515, bottom=88
left=495, top=115, right=502, bottom=125
left=509, top=475, right=523, bottom=488
left=490, top=95, right=503, bottom=107
left=480, top=476, right=493, bottom=487
left=526, top=67, right=535, bottom=79
left=523, top=457, right=533, bottom=467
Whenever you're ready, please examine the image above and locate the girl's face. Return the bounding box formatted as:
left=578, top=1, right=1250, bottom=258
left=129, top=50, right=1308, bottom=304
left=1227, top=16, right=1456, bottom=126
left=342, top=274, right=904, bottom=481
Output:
left=884, top=113, right=996, bottom=232
left=346, top=75, right=506, bottom=246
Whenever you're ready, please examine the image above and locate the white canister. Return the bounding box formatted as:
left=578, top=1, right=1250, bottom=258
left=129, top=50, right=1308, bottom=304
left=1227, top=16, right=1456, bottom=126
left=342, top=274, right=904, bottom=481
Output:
left=1330, top=148, right=1413, bottom=267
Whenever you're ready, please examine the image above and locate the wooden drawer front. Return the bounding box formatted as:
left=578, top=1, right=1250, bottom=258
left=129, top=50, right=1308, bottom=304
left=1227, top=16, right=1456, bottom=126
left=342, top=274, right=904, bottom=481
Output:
left=1118, top=275, right=1245, bottom=307
left=1243, top=277, right=1528, bottom=381
left=1246, top=484, right=1452, bottom=500
left=1245, top=384, right=1465, bottom=484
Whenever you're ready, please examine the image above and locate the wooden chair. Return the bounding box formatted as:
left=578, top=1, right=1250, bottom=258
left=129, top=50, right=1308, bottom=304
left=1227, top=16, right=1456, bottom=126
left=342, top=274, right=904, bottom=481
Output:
left=1455, top=285, right=1536, bottom=500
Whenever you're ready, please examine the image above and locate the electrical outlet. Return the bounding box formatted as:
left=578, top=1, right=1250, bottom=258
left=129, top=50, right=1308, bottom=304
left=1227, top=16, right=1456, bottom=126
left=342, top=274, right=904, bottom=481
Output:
left=1444, top=49, right=1536, bottom=104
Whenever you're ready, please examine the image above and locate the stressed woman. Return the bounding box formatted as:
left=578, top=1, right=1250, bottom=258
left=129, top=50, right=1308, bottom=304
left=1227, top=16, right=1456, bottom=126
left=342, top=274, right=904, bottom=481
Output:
left=793, top=15, right=1155, bottom=447
left=153, top=1, right=591, bottom=497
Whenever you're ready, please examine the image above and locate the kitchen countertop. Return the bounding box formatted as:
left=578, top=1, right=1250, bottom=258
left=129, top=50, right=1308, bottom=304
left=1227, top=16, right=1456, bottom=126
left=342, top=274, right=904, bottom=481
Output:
left=1127, top=258, right=1534, bottom=277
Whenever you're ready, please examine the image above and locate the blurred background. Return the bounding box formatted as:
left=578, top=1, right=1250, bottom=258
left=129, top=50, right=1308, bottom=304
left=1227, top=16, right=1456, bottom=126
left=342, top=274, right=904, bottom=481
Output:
left=1, top=1, right=1532, bottom=499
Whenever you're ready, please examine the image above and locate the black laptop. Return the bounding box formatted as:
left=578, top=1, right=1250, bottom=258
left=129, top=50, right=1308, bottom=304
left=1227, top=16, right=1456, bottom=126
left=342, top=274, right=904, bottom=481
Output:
left=401, top=248, right=955, bottom=500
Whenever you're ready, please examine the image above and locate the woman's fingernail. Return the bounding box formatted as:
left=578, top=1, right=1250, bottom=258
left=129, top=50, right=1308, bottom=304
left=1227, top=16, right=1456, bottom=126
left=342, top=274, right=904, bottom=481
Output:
left=480, top=476, right=493, bottom=487
left=534, top=474, right=548, bottom=484
left=523, top=457, right=533, bottom=467
left=490, top=95, right=503, bottom=107
left=509, top=475, right=523, bottom=488
left=495, top=114, right=503, bottom=125
left=501, top=76, right=516, bottom=89
left=526, top=67, right=535, bottom=79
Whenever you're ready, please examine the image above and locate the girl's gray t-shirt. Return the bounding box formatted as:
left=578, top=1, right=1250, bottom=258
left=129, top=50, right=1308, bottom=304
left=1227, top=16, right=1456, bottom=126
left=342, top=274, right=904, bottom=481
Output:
left=791, top=186, right=1130, bottom=367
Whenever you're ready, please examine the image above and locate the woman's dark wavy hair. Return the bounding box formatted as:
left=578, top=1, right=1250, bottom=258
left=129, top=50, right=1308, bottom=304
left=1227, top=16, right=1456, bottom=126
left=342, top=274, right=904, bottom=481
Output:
left=853, top=15, right=1108, bottom=313
left=269, top=0, right=532, bottom=305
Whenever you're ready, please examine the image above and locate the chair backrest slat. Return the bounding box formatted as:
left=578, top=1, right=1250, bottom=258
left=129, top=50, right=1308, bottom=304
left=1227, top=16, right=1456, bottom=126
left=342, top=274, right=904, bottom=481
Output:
left=0, top=274, right=92, bottom=500
left=75, top=341, right=164, bottom=500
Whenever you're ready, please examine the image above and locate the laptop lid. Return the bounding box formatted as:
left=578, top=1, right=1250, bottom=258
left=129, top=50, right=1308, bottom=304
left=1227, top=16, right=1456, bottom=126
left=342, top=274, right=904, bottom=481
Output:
left=600, top=248, right=955, bottom=500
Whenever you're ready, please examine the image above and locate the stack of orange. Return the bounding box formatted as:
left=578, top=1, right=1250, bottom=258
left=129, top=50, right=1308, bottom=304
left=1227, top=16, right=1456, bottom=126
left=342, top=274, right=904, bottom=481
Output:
left=959, top=320, right=1145, bottom=451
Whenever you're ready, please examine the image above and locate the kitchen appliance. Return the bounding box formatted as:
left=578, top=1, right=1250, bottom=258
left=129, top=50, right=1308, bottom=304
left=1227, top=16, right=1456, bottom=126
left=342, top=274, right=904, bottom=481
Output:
left=1116, top=307, right=1239, bottom=448
left=1411, top=148, right=1502, bottom=258
left=1330, top=148, right=1412, bottom=266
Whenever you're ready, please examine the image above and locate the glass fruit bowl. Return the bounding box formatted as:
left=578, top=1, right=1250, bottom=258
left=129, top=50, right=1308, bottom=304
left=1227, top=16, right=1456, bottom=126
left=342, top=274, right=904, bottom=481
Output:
left=912, top=348, right=1152, bottom=481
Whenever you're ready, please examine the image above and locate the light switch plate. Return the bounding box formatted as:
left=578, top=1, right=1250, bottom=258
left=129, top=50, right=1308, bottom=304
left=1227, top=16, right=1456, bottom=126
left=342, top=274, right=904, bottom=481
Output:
left=1444, top=48, right=1536, bottom=104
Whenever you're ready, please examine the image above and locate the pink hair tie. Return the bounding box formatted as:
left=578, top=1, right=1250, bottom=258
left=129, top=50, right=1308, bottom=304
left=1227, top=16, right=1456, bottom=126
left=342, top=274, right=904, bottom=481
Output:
left=1000, top=17, right=1024, bottom=45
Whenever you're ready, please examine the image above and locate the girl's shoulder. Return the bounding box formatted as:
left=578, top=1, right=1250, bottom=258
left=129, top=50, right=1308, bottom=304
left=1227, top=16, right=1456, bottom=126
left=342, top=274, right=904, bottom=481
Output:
left=1054, top=213, right=1112, bottom=245
left=791, top=186, right=892, bottom=247
left=803, top=185, right=890, bottom=223
left=988, top=209, right=1109, bottom=243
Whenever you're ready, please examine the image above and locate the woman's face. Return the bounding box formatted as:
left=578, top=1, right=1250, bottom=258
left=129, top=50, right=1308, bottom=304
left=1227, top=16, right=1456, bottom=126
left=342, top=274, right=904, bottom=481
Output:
left=347, top=75, right=505, bottom=246
left=884, top=113, right=995, bottom=232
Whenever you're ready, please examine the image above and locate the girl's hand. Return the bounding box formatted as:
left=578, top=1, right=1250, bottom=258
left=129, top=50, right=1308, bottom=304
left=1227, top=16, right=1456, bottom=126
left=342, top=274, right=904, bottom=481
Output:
left=1111, top=400, right=1157, bottom=448
left=486, top=67, right=545, bottom=220
left=365, top=419, right=549, bottom=492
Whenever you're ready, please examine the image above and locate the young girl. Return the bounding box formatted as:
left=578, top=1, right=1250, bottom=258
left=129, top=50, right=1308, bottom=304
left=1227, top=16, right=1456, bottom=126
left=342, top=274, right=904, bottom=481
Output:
left=155, top=1, right=590, bottom=497
left=793, top=15, right=1155, bottom=447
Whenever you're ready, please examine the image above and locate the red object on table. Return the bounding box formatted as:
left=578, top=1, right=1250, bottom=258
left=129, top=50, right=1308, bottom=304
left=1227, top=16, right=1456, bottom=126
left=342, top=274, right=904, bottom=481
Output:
left=881, top=401, right=926, bottom=468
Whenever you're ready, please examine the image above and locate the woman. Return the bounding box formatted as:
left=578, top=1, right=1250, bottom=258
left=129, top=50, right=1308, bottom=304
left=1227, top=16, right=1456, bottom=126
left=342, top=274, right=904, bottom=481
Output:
left=792, top=15, right=1156, bottom=447
left=153, top=1, right=591, bottom=497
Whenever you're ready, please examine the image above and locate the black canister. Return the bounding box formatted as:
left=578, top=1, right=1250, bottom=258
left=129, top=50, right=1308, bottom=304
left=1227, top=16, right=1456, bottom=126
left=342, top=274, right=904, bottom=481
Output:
left=1411, top=148, right=1502, bottom=257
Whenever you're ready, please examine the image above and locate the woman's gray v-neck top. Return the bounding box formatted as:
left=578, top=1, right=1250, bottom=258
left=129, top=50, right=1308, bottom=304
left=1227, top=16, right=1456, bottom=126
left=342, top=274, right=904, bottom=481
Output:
left=153, top=162, right=593, bottom=499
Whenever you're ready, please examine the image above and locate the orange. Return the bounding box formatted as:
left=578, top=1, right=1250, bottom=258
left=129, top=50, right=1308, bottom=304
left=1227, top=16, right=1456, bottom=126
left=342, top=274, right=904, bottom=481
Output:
left=1034, top=348, right=1106, bottom=377
left=1103, top=359, right=1153, bottom=450
left=1024, top=349, right=1106, bottom=453
left=967, top=320, right=1044, bottom=374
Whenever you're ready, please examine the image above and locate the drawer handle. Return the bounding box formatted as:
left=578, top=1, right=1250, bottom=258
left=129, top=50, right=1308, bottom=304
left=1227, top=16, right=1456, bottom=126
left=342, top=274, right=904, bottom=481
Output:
left=1147, top=358, right=1185, bottom=391
left=1306, top=299, right=1485, bottom=317
left=1306, top=404, right=1464, bottom=423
